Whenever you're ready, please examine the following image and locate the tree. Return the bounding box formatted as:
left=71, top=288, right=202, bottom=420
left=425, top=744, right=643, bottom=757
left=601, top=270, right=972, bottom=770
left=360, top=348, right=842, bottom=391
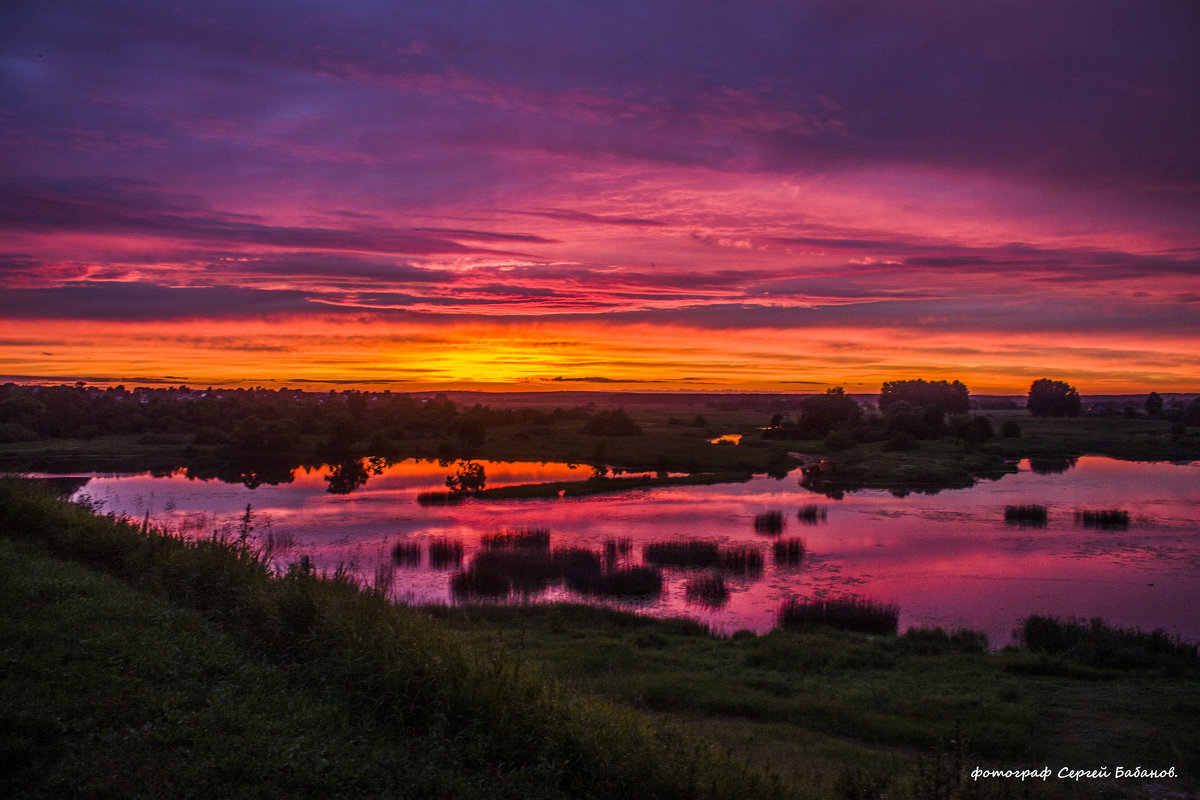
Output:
left=1027, top=379, right=1081, bottom=418
left=446, top=461, right=486, bottom=494
left=1145, top=391, right=1163, bottom=418
left=797, top=387, right=863, bottom=436
left=879, top=379, right=970, bottom=415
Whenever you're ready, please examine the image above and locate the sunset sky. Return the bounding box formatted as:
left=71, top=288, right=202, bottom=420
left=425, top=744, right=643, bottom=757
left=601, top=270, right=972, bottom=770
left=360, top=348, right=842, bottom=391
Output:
left=2, top=1, right=1198, bottom=393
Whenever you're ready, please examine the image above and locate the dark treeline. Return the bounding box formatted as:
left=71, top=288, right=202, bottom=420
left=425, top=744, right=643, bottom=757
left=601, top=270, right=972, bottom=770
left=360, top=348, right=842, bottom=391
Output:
left=0, top=383, right=595, bottom=454
left=764, top=381, right=995, bottom=446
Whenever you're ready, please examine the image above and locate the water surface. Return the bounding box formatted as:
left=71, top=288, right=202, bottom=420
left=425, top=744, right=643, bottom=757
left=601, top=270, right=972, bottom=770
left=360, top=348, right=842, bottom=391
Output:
left=66, top=456, right=1200, bottom=645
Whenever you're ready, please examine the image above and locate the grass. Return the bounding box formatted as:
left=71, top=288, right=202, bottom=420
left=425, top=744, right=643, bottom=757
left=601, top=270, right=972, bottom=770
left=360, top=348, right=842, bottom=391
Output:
left=1004, top=504, right=1049, bottom=526
left=777, top=597, right=901, bottom=636
left=753, top=510, right=785, bottom=535
left=6, top=477, right=1198, bottom=798
left=644, top=539, right=721, bottom=568
left=0, top=478, right=792, bottom=800
left=390, top=540, right=421, bottom=565
left=773, top=537, right=806, bottom=566
left=428, top=537, right=464, bottom=568
left=1073, top=508, right=1130, bottom=529
left=430, top=602, right=1200, bottom=799
left=796, top=504, right=827, bottom=524
left=1018, top=615, right=1198, bottom=671
left=684, top=573, right=729, bottom=607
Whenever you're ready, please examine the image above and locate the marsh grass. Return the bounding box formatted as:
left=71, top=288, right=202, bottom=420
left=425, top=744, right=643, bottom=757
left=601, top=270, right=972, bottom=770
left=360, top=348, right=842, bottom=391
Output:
left=416, top=490, right=465, bottom=505
left=428, top=537, right=464, bottom=569
left=643, top=539, right=720, bottom=568
left=1018, top=614, right=1198, bottom=670
left=567, top=565, right=663, bottom=598
left=684, top=573, right=729, bottom=607
left=603, top=536, right=633, bottom=567
left=777, top=597, right=900, bottom=636
left=1073, top=508, right=1130, bottom=529
left=718, top=545, right=764, bottom=575
left=390, top=541, right=422, bottom=566
left=481, top=527, right=551, bottom=550
left=1003, top=504, right=1048, bottom=526
left=796, top=505, right=827, bottom=524
left=753, top=510, right=785, bottom=535
left=772, top=537, right=806, bottom=566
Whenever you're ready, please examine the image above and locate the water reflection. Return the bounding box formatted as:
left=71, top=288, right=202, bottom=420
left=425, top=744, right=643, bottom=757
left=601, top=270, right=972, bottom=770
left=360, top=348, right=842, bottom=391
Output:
left=58, top=455, right=1200, bottom=646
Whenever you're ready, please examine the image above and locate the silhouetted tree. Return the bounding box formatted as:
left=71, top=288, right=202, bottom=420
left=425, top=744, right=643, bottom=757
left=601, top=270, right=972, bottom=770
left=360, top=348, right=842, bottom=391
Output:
left=879, top=379, right=969, bottom=415
left=446, top=461, right=486, bottom=494
left=1145, top=392, right=1163, bottom=418
left=1027, top=379, right=1081, bottom=417
left=582, top=408, right=642, bottom=436
left=797, top=387, right=863, bottom=436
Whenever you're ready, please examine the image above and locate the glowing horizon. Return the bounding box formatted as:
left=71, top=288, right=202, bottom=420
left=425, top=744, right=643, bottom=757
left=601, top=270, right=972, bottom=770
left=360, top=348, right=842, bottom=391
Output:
left=2, top=3, right=1198, bottom=394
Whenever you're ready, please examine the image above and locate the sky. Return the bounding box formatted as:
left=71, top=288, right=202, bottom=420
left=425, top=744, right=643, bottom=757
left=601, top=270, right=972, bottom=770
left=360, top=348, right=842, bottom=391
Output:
left=2, top=1, right=1198, bottom=394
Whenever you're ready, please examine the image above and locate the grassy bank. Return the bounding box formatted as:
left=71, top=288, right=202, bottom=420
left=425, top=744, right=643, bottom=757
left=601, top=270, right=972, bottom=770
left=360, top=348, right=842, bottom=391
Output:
left=0, top=479, right=786, bottom=800
left=3, top=480, right=1197, bottom=799
left=429, top=604, right=1199, bottom=799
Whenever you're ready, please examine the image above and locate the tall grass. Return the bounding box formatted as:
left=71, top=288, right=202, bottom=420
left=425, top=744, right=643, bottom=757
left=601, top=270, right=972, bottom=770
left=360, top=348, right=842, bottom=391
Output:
left=718, top=545, right=764, bottom=575
left=391, top=540, right=422, bottom=566
left=1003, top=504, right=1048, bottom=526
left=772, top=537, right=806, bottom=566
left=428, top=537, right=464, bottom=569
left=643, top=539, right=720, bottom=568
left=481, top=527, right=551, bottom=550
left=1018, top=615, right=1197, bottom=670
left=1074, top=508, right=1130, bottom=529
left=684, top=573, right=729, bottom=607
left=777, top=596, right=900, bottom=636
left=753, top=510, right=784, bottom=535
left=796, top=505, right=827, bottom=524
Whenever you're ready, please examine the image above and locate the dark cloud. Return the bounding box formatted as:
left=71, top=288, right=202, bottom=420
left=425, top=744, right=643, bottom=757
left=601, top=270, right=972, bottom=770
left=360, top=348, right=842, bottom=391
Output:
left=0, top=282, right=315, bottom=321
left=0, top=177, right=535, bottom=257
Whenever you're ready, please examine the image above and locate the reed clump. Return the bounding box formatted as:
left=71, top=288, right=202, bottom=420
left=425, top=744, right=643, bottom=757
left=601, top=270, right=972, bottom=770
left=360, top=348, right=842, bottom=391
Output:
left=481, top=527, right=551, bottom=550
left=1074, top=508, right=1130, bottom=529
left=567, top=565, right=663, bottom=598
left=718, top=545, right=764, bottom=575
left=777, top=596, right=900, bottom=636
left=428, top=537, right=464, bottom=569
left=753, top=510, right=785, bottom=535
left=772, top=537, right=806, bottom=566
left=1003, top=504, right=1048, bottom=525
left=415, top=490, right=465, bottom=506
left=643, top=539, right=720, bottom=568
left=796, top=505, right=827, bottom=524
left=390, top=541, right=421, bottom=566
left=684, top=573, right=729, bottom=606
